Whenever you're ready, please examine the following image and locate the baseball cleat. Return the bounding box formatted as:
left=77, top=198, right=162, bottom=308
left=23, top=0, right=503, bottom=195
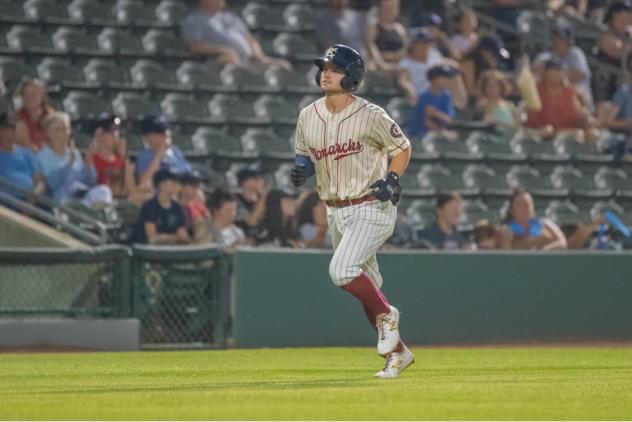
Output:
left=375, top=346, right=415, bottom=379
left=376, top=306, right=400, bottom=356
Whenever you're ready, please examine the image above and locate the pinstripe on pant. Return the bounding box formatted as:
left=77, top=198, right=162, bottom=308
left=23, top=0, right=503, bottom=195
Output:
left=327, top=200, right=398, bottom=287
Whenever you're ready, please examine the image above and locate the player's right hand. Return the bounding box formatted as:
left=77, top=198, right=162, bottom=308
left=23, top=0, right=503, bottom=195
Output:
left=290, top=164, right=308, bottom=187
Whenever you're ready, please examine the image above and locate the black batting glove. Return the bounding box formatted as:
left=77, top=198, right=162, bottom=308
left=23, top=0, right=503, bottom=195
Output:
left=369, top=172, right=402, bottom=205
left=290, top=164, right=308, bottom=187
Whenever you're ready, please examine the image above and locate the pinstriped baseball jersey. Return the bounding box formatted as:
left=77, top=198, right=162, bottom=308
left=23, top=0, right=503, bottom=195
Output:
left=294, top=96, right=411, bottom=201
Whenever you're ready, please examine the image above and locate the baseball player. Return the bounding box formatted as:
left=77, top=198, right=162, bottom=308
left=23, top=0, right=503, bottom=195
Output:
left=290, top=44, right=414, bottom=378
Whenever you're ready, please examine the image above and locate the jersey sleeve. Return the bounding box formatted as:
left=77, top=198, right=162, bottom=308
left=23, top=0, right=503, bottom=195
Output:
left=294, top=111, right=309, bottom=155
left=372, top=107, right=411, bottom=157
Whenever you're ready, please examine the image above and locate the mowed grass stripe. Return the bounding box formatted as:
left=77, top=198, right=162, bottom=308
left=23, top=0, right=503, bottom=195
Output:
left=0, top=348, right=631, bottom=420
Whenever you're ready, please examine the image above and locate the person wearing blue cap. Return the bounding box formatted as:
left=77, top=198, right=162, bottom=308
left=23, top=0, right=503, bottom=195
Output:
left=134, top=115, right=193, bottom=188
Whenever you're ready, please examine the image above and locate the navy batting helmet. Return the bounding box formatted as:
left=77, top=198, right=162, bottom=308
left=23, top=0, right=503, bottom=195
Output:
left=313, top=44, right=365, bottom=92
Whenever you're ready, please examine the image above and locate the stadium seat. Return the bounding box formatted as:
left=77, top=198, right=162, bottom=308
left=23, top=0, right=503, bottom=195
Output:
left=0, top=0, right=30, bottom=24
left=594, top=167, right=631, bottom=194
left=405, top=199, right=436, bottom=226
left=462, top=165, right=509, bottom=192
left=0, top=57, right=36, bottom=85
left=114, top=0, right=161, bottom=27
left=460, top=199, right=497, bottom=228
left=509, top=134, right=563, bottom=160
left=155, top=0, right=188, bottom=26
left=417, top=165, right=464, bottom=192
left=506, top=165, right=567, bottom=198
left=97, top=28, right=146, bottom=56
left=273, top=33, right=318, bottom=60
left=37, top=57, right=87, bottom=89
left=24, top=0, right=73, bottom=24
left=208, top=94, right=264, bottom=125
left=283, top=3, right=315, bottom=31
left=63, top=90, right=111, bottom=120
left=142, top=29, right=189, bottom=58
left=590, top=200, right=625, bottom=221
left=422, top=132, right=484, bottom=165
left=544, top=200, right=588, bottom=225
left=553, top=134, right=614, bottom=170
left=67, top=0, right=116, bottom=25
left=363, top=71, right=398, bottom=96
left=83, top=58, right=131, bottom=89
left=191, top=126, right=242, bottom=156
left=550, top=165, right=609, bottom=199
left=298, top=95, right=318, bottom=110
left=52, top=27, right=102, bottom=56
left=219, top=63, right=271, bottom=92
left=160, top=93, right=212, bottom=124
left=241, top=127, right=291, bottom=157
left=241, top=2, right=285, bottom=31
left=264, top=65, right=317, bottom=94
left=129, top=60, right=181, bottom=91
left=6, top=25, right=56, bottom=55
left=197, top=167, right=228, bottom=189
left=252, top=94, right=298, bottom=124
left=111, top=92, right=160, bottom=120
left=386, top=97, right=413, bottom=127
left=175, top=61, right=224, bottom=92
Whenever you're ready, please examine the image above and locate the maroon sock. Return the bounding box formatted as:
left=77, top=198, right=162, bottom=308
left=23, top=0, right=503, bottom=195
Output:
left=342, top=272, right=390, bottom=316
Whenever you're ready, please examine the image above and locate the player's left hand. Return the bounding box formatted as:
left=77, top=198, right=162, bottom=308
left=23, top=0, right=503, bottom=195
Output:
left=370, top=172, right=402, bottom=205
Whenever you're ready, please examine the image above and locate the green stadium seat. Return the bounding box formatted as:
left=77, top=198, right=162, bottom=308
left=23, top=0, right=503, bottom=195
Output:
left=142, top=29, right=189, bottom=58
left=220, top=63, right=271, bottom=92
left=111, top=92, right=159, bottom=120
left=191, top=126, right=242, bottom=156
left=544, top=200, right=588, bottom=225
left=405, top=199, right=436, bottom=226
left=590, top=200, right=625, bottom=220
left=363, top=71, right=398, bottom=96
left=6, top=25, right=56, bottom=55
left=298, top=94, right=318, bottom=109
left=68, top=0, right=116, bottom=26
left=553, top=134, right=614, bottom=170
left=386, top=97, right=412, bottom=127
left=283, top=3, right=315, bottom=31
left=37, top=57, right=87, bottom=89
left=241, top=2, right=285, bottom=31
left=155, top=0, right=188, bottom=26
left=175, top=61, right=225, bottom=92
left=208, top=94, right=264, bottom=125
left=63, top=90, right=111, bottom=120
left=273, top=163, right=295, bottom=189
left=24, top=0, right=74, bottom=24
left=252, top=94, right=298, bottom=125
left=195, top=166, right=228, bottom=189
left=550, top=165, right=610, bottom=199
left=264, top=65, right=317, bottom=94
left=506, top=165, right=568, bottom=198
left=52, top=27, right=102, bottom=56
left=273, top=32, right=318, bottom=60
left=462, top=164, right=509, bottom=193
left=594, top=167, right=631, bottom=194
left=0, top=57, right=36, bottom=85
left=98, top=28, right=146, bottom=56
left=510, top=134, right=565, bottom=161
left=129, top=60, right=181, bottom=91
left=114, top=0, right=162, bottom=27
left=83, top=58, right=131, bottom=89
left=422, top=132, right=484, bottom=165
left=459, top=199, right=497, bottom=229
left=160, top=93, right=212, bottom=124
left=417, top=165, right=464, bottom=192
left=0, top=0, right=30, bottom=23
left=241, top=127, right=291, bottom=157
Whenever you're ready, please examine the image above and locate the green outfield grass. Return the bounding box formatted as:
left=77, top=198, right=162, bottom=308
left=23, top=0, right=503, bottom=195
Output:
left=1, top=347, right=632, bottom=420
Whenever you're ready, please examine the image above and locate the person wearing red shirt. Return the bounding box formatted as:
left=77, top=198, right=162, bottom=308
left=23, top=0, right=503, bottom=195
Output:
left=91, top=115, right=128, bottom=197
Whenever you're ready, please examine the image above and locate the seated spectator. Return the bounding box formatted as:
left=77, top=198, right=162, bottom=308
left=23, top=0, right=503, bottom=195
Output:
left=37, top=113, right=111, bottom=206
left=462, top=34, right=510, bottom=96
left=133, top=169, right=190, bottom=245
left=596, top=0, right=632, bottom=100
left=296, top=191, right=331, bottom=249
left=179, top=172, right=212, bottom=243
left=473, top=220, right=498, bottom=250
left=407, top=65, right=457, bottom=139
left=208, top=188, right=247, bottom=250
left=182, top=0, right=290, bottom=69
left=14, top=79, right=54, bottom=150
left=257, top=188, right=300, bottom=247
left=533, top=24, right=594, bottom=111
left=0, top=112, right=46, bottom=200
left=600, top=55, right=632, bottom=134
left=422, top=13, right=460, bottom=59
left=235, top=163, right=268, bottom=238
left=315, top=0, right=366, bottom=55
left=134, top=116, right=193, bottom=188
left=498, top=188, right=567, bottom=250
left=525, top=59, right=598, bottom=141
left=365, top=0, right=407, bottom=72
left=397, top=29, right=444, bottom=104
left=477, top=70, right=521, bottom=137
left=450, top=8, right=479, bottom=59
left=415, top=192, right=469, bottom=250
left=548, top=0, right=588, bottom=20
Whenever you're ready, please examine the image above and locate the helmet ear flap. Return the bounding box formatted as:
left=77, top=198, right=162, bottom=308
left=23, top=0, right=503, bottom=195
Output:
left=315, top=69, right=322, bottom=88
left=340, top=75, right=356, bottom=92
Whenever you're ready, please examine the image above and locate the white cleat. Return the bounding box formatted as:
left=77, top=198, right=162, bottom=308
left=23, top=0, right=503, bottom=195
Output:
left=376, top=306, right=400, bottom=356
left=375, top=346, right=415, bottom=379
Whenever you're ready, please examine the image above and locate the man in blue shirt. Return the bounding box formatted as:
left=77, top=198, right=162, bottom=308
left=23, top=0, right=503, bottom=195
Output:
left=134, top=115, right=193, bottom=188
left=0, top=112, right=46, bottom=200
left=407, top=65, right=457, bottom=139
left=415, top=191, right=469, bottom=250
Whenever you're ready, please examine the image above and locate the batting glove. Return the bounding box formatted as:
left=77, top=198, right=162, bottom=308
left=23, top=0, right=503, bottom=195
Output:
left=290, top=165, right=309, bottom=187
left=369, top=172, right=402, bottom=205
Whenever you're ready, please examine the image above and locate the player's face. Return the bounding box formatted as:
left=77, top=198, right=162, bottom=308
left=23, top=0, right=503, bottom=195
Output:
left=320, top=64, right=345, bottom=93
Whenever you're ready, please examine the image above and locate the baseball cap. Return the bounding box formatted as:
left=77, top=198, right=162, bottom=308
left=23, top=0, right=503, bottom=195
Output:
left=141, top=115, right=171, bottom=135
left=179, top=172, right=202, bottom=186
left=237, top=163, right=263, bottom=185
left=427, top=65, right=457, bottom=80
left=411, top=28, right=435, bottom=43
left=152, top=169, right=178, bottom=186
left=95, top=113, right=121, bottom=133
left=0, top=112, right=16, bottom=128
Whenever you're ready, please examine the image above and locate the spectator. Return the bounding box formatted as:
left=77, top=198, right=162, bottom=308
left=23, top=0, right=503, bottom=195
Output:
left=365, top=0, right=407, bottom=72
left=397, top=29, right=444, bottom=104
left=257, top=188, right=300, bottom=247
left=37, top=113, right=111, bottom=206
left=134, top=115, right=193, bottom=188
left=596, top=0, right=632, bottom=100
left=315, top=0, right=367, bottom=55
left=14, top=79, right=54, bottom=150
left=498, top=188, right=568, bottom=250
left=450, top=8, right=479, bottom=58
left=422, top=13, right=460, bottom=59
left=477, top=70, right=521, bottom=137
left=296, top=191, right=331, bottom=249
left=235, top=163, right=268, bottom=238
left=601, top=55, right=632, bottom=134
left=0, top=112, right=46, bottom=200
left=525, top=59, right=598, bottom=141
left=473, top=220, right=498, bottom=250
left=415, top=192, right=469, bottom=250
left=133, top=169, right=190, bottom=245
left=462, top=34, right=510, bottom=96
left=208, top=188, right=247, bottom=250
left=179, top=172, right=212, bottom=243
left=548, top=0, right=589, bottom=19
left=182, top=0, right=290, bottom=69
left=407, top=65, right=457, bottom=139
left=534, top=24, right=594, bottom=111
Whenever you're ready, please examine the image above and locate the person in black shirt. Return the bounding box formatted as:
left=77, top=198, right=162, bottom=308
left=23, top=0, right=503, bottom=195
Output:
left=234, top=163, right=268, bottom=239
left=133, top=169, right=190, bottom=245
left=415, top=192, right=468, bottom=250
